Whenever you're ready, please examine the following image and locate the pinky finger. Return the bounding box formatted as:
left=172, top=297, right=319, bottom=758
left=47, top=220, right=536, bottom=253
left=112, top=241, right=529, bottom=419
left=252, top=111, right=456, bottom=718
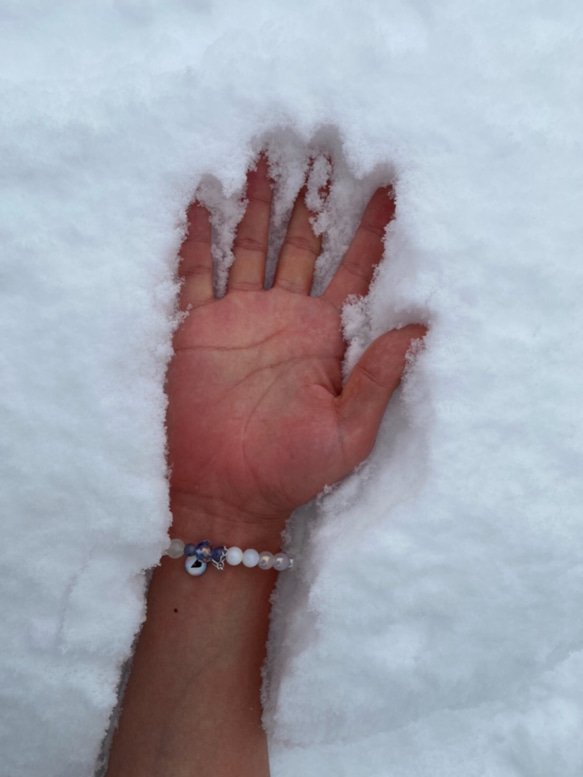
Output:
left=178, top=202, right=214, bottom=311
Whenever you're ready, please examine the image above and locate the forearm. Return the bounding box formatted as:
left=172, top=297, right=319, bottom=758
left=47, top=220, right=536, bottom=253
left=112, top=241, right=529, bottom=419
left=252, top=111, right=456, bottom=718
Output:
left=105, top=166, right=420, bottom=777
left=106, top=504, right=285, bottom=777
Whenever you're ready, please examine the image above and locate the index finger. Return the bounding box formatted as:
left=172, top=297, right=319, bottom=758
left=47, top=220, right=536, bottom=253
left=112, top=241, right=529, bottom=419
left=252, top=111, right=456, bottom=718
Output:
left=321, top=186, right=395, bottom=310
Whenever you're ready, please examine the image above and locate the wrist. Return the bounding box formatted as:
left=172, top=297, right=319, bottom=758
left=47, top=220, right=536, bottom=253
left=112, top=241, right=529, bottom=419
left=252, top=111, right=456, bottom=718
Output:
left=169, top=489, right=289, bottom=550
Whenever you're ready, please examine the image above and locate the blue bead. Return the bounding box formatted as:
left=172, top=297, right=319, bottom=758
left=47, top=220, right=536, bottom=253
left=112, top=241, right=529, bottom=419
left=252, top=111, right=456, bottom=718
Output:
left=194, top=540, right=212, bottom=561
left=211, top=546, right=227, bottom=562
left=184, top=543, right=197, bottom=557
left=211, top=545, right=227, bottom=570
left=185, top=557, right=207, bottom=576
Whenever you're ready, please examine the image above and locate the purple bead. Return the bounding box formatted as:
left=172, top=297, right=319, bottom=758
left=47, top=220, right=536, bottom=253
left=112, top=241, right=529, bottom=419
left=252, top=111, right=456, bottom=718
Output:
left=184, top=543, right=197, bottom=557
left=194, top=540, right=212, bottom=562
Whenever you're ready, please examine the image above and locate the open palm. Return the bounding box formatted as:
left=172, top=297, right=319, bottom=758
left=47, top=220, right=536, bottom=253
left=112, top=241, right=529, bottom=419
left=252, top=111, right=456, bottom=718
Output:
left=167, top=158, right=424, bottom=530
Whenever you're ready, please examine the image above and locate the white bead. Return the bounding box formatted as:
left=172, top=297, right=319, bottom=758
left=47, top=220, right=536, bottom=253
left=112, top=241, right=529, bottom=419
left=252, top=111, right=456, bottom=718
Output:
left=166, top=538, right=185, bottom=559
left=226, top=546, right=243, bottom=566
left=273, top=552, right=290, bottom=571
left=258, top=551, right=274, bottom=570
left=185, top=557, right=207, bottom=576
left=242, top=548, right=260, bottom=568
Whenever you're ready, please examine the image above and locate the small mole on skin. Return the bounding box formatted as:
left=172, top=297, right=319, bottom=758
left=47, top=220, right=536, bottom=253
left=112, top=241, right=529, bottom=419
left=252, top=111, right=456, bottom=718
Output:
left=174, top=608, right=178, bottom=613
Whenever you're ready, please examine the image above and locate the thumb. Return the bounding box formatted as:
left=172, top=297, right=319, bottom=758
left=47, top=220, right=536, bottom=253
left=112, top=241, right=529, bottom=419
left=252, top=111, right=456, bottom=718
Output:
left=337, top=324, right=426, bottom=466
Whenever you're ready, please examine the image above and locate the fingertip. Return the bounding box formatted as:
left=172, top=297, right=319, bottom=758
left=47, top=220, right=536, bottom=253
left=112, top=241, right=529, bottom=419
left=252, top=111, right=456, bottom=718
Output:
left=363, top=186, right=396, bottom=234
left=178, top=201, right=214, bottom=310
left=248, top=153, right=273, bottom=193
left=255, top=153, right=270, bottom=176
left=228, top=155, right=274, bottom=292
left=373, top=324, right=428, bottom=371
left=186, top=200, right=211, bottom=228
left=401, top=322, right=428, bottom=340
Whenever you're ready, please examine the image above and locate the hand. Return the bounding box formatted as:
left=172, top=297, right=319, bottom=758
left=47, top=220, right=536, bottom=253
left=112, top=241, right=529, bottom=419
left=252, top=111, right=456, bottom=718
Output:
left=107, top=159, right=426, bottom=777
left=167, top=157, right=425, bottom=535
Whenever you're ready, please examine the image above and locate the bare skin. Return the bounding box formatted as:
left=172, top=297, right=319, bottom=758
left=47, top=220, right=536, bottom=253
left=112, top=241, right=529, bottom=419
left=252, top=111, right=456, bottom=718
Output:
left=105, top=157, right=425, bottom=777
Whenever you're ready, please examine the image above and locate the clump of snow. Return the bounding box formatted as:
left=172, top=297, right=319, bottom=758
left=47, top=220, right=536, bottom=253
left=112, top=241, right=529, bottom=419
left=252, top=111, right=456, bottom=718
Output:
left=1, top=2, right=582, bottom=777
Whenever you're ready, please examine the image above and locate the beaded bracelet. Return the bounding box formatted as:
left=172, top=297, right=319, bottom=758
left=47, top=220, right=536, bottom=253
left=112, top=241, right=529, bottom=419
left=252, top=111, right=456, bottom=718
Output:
left=164, top=539, right=293, bottom=577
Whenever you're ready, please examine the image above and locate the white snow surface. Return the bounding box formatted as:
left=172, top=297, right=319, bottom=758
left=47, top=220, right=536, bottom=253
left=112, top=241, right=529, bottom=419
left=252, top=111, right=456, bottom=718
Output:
left=1, top=1, right=583, bottom=775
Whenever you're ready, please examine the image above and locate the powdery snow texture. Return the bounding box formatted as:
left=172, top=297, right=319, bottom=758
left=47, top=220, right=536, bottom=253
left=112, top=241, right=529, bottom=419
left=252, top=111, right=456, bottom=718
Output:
left=1, top=1, right=582, bottom=776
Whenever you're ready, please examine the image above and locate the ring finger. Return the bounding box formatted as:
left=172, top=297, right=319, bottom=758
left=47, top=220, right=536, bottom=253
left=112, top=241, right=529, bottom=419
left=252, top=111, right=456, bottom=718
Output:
left=228, top=156, right=273, bottom=292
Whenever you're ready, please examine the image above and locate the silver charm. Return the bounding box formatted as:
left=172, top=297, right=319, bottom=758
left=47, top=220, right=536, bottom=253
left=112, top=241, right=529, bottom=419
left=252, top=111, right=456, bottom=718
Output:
left=210, top=546, right=227, bottom=570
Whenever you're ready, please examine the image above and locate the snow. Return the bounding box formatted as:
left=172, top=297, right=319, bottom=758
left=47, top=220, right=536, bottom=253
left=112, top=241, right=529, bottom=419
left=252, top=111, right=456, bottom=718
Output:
left=1, top=1, right=583, bottom=776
